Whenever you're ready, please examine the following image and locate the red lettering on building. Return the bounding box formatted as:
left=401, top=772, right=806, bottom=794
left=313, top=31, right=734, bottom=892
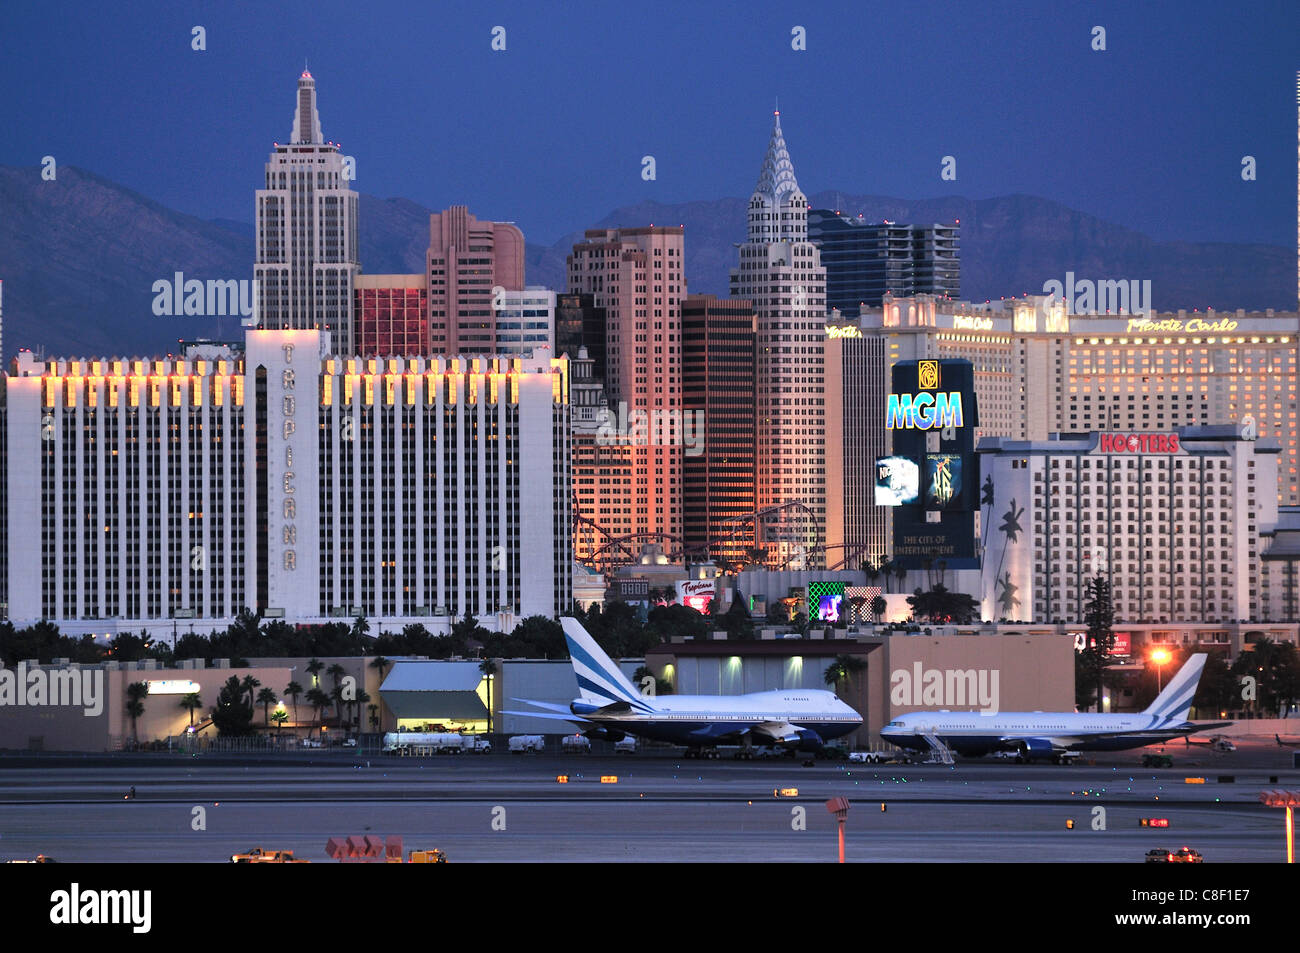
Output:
left=1096, top=432, right=1179, bottom=455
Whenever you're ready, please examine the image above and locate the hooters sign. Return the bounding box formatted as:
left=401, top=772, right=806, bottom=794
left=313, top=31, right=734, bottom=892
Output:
left=1097, top=433, right=1180, bottom=454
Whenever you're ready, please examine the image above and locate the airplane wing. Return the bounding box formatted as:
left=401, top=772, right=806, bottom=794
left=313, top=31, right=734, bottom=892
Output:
left=750, top=722, right=806, bottom=745
left=500, top=708, right=593, bottom=726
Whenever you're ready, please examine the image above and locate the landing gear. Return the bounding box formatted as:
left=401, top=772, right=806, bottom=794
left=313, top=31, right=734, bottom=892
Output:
left=684, top=747, right=721, bottom=760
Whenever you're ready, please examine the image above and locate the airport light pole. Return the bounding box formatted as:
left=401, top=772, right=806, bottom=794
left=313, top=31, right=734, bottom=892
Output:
left=1260, top=790, right=1298, bottom=863
left=1150, top=648, right=1171, bottom=694
left=825, top=797, right=850, bottom=863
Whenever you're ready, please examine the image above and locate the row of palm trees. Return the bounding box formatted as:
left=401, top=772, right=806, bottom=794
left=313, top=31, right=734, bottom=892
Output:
left=165, top=655, right=397, bottom=738
left=861, top=558, right=909, bottom=593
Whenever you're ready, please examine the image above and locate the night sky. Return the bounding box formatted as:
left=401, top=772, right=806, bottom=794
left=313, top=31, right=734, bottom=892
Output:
left=1, top=0, right=1297, bottom=245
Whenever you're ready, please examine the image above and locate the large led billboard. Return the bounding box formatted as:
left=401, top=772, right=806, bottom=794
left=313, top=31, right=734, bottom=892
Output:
left=875, top=456, right=919, bottom=506
left=807, top=581, right=846, bottom=622
left=889, top=360, right=980, bottom=569
left=924, top=453, right=964, bottom=511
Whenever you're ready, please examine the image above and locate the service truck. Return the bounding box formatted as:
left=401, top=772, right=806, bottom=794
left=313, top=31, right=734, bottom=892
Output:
left=509, top=735, right=545, bottom=753
left=383, top=732, right=490, bottom=754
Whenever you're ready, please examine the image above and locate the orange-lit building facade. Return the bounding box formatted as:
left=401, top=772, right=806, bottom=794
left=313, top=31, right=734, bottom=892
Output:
left=3, top=329, right=572, bottom=633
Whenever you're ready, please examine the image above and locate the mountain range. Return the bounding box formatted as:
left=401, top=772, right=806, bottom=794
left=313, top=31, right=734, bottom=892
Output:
left=0, top=164, right=1293, bottom=360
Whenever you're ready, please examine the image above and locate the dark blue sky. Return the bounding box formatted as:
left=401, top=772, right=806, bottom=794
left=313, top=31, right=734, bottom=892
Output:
left=1, top=0, right=1297, bottom=245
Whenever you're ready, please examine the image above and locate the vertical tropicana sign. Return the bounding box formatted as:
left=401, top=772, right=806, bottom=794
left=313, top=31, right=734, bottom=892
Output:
left=245, top=330, right=320, bottom=617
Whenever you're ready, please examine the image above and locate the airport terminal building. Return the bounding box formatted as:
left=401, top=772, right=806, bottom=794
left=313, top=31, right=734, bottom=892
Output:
left=1, top=328, right=573, bottom=635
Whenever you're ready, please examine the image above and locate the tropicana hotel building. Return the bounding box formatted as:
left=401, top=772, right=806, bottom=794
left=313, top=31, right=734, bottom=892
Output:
left=0, top=329, right=573, bottom=636
left=825, top=295, right=1300, bottom=567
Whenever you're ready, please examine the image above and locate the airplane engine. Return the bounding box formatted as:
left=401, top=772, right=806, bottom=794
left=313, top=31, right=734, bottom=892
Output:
left=583, top=726, right=626, bottom=743
left=794, top=728, right=824, bottom=752
left=1020, top=738, right=1055, bottom=759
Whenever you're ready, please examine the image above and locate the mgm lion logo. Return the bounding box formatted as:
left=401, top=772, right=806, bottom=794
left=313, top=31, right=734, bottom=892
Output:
left=918, top=360, right=940, bottom=391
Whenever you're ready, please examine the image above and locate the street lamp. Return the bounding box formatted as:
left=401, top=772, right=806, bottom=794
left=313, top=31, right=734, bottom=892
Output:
left=1150, top=648, right=1172, bottom=693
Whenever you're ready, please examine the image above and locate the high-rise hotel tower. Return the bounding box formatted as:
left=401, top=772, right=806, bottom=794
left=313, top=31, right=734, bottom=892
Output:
left=255, top=71, right=360, bottom=355
left=729, top=112, right=827, bottom=569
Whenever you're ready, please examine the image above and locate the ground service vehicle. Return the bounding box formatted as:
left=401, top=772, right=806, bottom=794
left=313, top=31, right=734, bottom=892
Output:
left=1167, top=847, right=1203, bottom=863
left=1145, top=849, right=1170, bottom=863
left=231, top=847, right=308, bottom=863
left=383, top=732, right=490, bottom=754
left=561, top=734, right=591, bottom=753
left=407, top=849, right=447, bottom=863
left=509, top=735, right=545, bottom=753
left=613, top=736, right=637, bottom=753
left=849, top=751, right=893, bottom=763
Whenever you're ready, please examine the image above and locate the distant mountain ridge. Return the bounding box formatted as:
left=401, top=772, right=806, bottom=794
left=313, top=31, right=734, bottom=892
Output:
left=0, top=164, right=1292, bottom=360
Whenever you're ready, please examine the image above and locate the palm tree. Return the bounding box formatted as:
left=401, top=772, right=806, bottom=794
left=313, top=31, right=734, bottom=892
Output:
left=369, top=655, right=392, bottom=683
left=352, top=689, right=371, bottom=736
left=256, top=687, right=278, bottom=727
left=238, top=675, right=261, bottom=714
left=329, top=682, right=346, bottom=729
left=305, top=687, right=330, bottom=737
left=824, top=654, right=867, bottom=694
left=862, top=559, right=880, bottom=588
left=878, top=558, right=894, bottom=593
left=367, top=703, right=380, bottom=732
left=479, top=659, right=498, bottom=734
left=284, top=681, right=303, bottom=725
left=125, top=682, right=149, bottom=743
left=178, top=692, right=202, bottom=728
left=306, top=657, right=324, bottom=689
left=326, top=663, right=346, bottom=692
left=893, top=564, right=906, bottom=593
left=270, top=708, right=288, bottom=736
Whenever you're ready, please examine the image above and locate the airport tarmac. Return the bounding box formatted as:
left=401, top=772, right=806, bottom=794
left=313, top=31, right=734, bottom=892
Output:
left=0, top=747, right=1295, bottom=862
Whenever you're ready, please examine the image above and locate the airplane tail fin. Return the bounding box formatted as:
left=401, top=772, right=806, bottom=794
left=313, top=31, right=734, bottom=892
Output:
left=1142, top=653, right=1208, bottom=725
left=561, top=617, right=656, bottom=712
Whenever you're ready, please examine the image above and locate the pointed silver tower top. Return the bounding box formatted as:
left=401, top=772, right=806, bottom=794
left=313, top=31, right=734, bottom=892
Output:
left=746, top=109, right=808, bottom=244
left=752, top=110, right=802, bottom=208
left=291, top=69, right=323, bottom=145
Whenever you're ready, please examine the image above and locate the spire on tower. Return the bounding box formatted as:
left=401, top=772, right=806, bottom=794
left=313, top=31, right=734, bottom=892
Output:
left=291, top=69, right=323, bottom=145
left=752, top=108, right=801, bottom=207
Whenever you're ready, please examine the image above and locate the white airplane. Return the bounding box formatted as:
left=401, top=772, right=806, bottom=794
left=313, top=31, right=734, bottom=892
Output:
left=879, top=653, right=1232, bottom=761
left=503, top=618, right=862, bottom=754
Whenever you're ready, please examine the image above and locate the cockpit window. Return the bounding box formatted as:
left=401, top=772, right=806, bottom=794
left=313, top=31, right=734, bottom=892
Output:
left=887, top=720, right=904, bottom=727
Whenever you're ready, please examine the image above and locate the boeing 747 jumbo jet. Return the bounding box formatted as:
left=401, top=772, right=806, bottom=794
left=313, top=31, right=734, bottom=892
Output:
left=504, top=618, right=862, bottom=755
left=879, top=653, right=1231, bottom=762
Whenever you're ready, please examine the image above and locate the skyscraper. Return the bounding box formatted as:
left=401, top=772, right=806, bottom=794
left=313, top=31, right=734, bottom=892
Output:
left=729, top=112, right=827, bottom=569
left=682, top=294, right=756, bottom=566
left=809, top=211, right=959, bottom=311
left=255, top=71, right=360, bottom=355
left=568, top=226, right=686, bottom=554
left=425, top=206, right=525, bottom=355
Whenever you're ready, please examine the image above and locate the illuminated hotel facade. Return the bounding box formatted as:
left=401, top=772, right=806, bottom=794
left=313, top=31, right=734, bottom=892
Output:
left=978, top=426, right=1285, bottom=629
left=2, top=329, right=572, bottom=634
left=825, top=296, right=1300, bottom=564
